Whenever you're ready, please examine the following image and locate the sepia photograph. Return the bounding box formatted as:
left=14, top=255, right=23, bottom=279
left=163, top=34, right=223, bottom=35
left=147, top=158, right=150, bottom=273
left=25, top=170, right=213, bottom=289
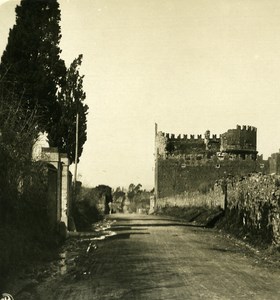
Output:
left=0, top=0, right=280, bottom=299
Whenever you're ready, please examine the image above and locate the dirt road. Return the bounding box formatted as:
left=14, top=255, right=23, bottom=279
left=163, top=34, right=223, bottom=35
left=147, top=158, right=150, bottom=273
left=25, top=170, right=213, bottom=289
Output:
left=19, top=214, right=280, bottom=299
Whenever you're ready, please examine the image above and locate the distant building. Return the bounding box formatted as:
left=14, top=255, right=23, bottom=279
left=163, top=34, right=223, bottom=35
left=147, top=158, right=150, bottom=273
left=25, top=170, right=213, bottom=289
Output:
left=155, top=125, right=265, bottom=198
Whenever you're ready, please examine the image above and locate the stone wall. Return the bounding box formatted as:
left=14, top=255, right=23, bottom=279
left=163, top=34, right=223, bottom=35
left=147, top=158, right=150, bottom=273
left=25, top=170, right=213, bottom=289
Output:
left=268, top=152, right=280, bottom=175
left=226, top=174, right=280, bottom=245
left=158, top=156, right=264, bottom=198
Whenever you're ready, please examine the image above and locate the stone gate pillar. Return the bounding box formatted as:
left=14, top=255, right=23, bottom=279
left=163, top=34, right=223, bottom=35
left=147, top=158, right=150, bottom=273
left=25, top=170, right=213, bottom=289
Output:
left=40, top=148, right=71, bottom=231
left=60, top=154, right=70, bottom=228
left=41, top=147, right=62, bottom=229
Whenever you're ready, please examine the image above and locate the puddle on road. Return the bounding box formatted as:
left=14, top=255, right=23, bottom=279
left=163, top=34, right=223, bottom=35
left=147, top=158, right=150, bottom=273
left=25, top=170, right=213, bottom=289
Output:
left=110, top=226, right=150, bottom=232
left=79, top=230, right=117, bottom=242
left=56, top=219, right=150, bottom=278
left=56, top=222, right=118, bottom=276
left=92, top=219, right=116, bottom=232
left=209, top=247, right=242, bottom=254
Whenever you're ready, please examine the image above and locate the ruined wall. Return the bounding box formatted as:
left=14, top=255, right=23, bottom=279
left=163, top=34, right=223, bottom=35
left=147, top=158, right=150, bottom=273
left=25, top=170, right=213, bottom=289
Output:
left=269, top=152, right=280, bottom=174
left=226, top=174, right=280, bottom=245
left=159, top=131, right=221, bottom=158
left=158, top=125, right=257, bottom=160
left=165, top=133, right=206, bottom=156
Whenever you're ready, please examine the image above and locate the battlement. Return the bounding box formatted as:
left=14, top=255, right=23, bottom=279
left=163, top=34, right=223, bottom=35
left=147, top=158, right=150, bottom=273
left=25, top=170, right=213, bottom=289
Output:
left=157, top=125, right=257, bottom=160
left=161, top=132, right=220, bottom=141
left=236, top=125, right=257, bottom=132
left=224, top=125, right=257, bottom=137
left=221, top=125, right=257, bottom=159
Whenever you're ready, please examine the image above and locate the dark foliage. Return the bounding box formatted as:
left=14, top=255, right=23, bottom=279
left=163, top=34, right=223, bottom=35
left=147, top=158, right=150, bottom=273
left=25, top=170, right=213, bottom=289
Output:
left=0, top=0, right=88, bottom=163
left=53, top=55, right=88, bottom=163
left=95, top=185, right=113, bottom=214
left=0, top=0, right=88, bottom=287
left=0, top=0, right=66, bottom=136
left=73, top=201, right=102, bottom=231
left=72, top=186, right=105, bottom=231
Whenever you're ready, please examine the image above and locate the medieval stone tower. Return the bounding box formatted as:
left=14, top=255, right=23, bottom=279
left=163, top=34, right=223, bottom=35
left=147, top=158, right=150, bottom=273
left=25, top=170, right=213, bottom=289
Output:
left=155, top=125, right=263, bottom=198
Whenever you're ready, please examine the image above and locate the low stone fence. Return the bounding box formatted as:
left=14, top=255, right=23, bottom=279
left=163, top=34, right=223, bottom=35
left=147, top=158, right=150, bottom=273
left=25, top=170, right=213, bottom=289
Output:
left=156, top=173, right=280, bottom=246
left=226, top=173, right=280, bottom=245
left=156, top=187, right=225, bottom=209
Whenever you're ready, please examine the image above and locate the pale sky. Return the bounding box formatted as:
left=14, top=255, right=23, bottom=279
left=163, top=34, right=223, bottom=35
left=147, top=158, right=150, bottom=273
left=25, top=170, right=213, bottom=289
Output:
left=1, top=0, right=280, bottom=189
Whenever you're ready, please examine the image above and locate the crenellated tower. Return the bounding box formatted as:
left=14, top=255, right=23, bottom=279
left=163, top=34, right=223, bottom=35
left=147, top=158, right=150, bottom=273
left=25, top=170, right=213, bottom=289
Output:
left=220, top=125, right=257, bottom=160
left=155, top=125, right=261, bottom=198
left=156, top=125, right=257, bottom=161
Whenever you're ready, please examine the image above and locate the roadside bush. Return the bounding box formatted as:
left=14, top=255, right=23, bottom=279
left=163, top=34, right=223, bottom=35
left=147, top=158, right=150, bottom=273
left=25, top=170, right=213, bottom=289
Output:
left=0, top=162, right=61, bottom=289
left=73, top=186, right=104, bottom=231
left=72, top=200, right=103, bottom=231
left=223, top=174, right=280, bottom=246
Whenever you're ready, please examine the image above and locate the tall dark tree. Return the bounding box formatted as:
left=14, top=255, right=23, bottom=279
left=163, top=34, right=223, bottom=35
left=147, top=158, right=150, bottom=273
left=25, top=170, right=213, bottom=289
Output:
left=53, top=55, right=88, bottom=163
left=0, top=0, right=88, bottom=164
left=0, top=0, right=66, bottom=137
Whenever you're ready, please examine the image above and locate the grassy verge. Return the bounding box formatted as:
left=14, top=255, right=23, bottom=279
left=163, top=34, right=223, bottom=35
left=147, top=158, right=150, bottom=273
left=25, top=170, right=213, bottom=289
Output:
left=155, top=206, right=224, bottom=227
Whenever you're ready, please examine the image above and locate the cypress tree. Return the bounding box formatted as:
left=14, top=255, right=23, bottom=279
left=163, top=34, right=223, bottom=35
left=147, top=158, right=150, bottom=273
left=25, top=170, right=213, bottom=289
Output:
left=0, top=0, right=66, bottom=136
left=54, top=55, right=88, bottom=164
left=0, top=0, right=88, bottom=163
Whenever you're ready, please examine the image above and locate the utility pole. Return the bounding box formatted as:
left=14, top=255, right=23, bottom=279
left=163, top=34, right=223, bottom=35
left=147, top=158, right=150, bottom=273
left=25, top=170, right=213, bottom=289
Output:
left=154, top=123, right=158, bottom=202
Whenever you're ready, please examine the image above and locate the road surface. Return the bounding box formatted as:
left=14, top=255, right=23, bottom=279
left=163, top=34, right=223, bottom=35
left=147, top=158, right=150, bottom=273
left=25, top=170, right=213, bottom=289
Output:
left=19, top=214, right=280, bottom=299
